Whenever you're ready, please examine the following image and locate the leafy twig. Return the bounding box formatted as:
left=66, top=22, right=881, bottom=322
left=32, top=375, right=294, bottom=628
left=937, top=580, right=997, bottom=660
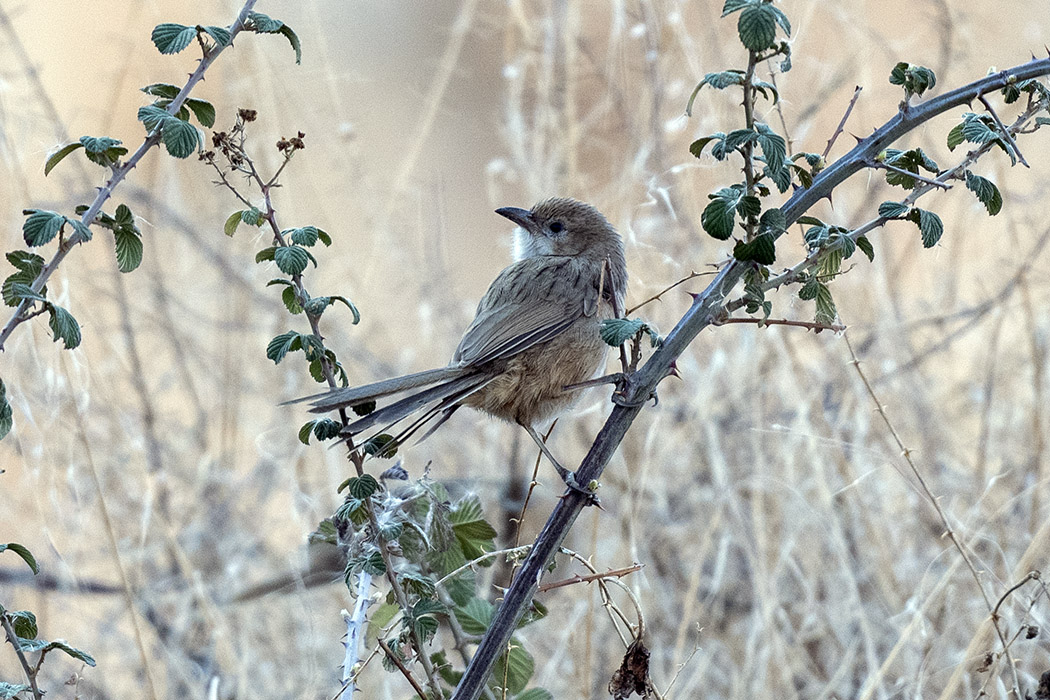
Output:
left=0, top=0, right=259, bottom=352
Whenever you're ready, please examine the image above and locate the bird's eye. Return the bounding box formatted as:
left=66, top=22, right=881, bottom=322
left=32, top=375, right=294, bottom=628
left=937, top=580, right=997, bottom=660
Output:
left=549, top=221, right=564, bottom=233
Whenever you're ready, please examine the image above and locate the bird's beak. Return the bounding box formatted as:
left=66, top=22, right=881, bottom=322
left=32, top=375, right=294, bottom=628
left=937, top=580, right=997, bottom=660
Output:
left=495, top=206, right=535, bottom=233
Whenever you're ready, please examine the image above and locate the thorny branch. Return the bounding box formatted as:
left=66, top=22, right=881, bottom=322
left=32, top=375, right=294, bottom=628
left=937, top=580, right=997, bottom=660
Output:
left=450, top=56, right=1050, bottom=700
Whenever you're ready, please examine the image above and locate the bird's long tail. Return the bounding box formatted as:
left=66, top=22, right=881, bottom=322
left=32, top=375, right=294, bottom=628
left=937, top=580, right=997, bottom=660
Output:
left=287, top=365, right=495, bottom=449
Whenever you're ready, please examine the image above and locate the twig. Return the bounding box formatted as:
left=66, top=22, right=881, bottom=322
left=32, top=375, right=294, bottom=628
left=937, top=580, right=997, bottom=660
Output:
left=843, top=331, right=1022, bottom=698
left=2, top=614, right=42, bottom=700
left=979, top=93, right=1029, bottom=167
left=991, top=571, right=1042, bottom=620
left=713, top=316, right=845, bottom=333
left=869, top=160, right=952, bottom=189
left=378, top=638, right=429, bottom=700
left=625, top=271, right=710, bottom=315
left=0, top=0, right=258, bottom=352
left=536, top=563, right=643, bottom=592
left=823, top=86, right=862, bottom=159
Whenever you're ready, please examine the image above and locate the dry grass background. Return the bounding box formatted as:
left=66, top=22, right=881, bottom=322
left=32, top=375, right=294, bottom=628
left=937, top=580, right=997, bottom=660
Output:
left=2, top=1, right=1050, bottom=698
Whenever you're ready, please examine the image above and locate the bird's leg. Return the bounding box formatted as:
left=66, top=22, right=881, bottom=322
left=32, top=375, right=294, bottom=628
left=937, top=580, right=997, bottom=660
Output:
left=519, top=422, right=600, bottom=506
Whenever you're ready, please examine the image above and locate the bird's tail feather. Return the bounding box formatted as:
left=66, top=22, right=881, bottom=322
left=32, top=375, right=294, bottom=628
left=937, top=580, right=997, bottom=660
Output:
left=342, top=372, right=494, bottom=443
left=286, top=366, right=469, bottom=413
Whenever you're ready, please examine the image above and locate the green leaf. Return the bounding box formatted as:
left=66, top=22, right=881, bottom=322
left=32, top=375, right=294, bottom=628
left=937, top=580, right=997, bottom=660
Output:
left=689, top=135, right=720, bottom=159
left=878, top=201, right=910, bottom=218
left=0, top=682, right=32, bottom=698
left=45, top=640, right=96, bottom=667
left=79, top=135, right=128, bottom=167
left=161, top=117, right=200, bottom=158
left=733, top=232, right=775, bottom=264
left=721, top=0, right=752, bottom=14
left=964, top=170, right=1002, bottom=215
left=755, top=122, right=786, bottom=173
left=491, top=638, right=535, bottom=695
left=455, top=598, right=495, bottom=636
left=224, top=211, right=243, bottom=237
left=137, top=105, right=169, bottom=132
left=185, top=98, right=216, bottom=128
left=724, top=128, right=757, bottom=150
left=298, top=420, right=317, bottom=445
left=288, top=227, right=316, bottom=246
left=279, top=25, right=303, bottom=64
left=353, top=400, right=376, bottom=416
left=908, top=208, right=943, bottom=248
left=330, top=296, right=361, bottom=324
left=599, top=317, right=644, bottom=347
left=47, top=303, right=81, bottom=349
left=363, top=433, right=398, bottom=458
left=346, top=474, right=380, bottom=499
left=266, top=331, right=301, bottom=364
left=3, top=252, right=45, bottom=307
left=9, top=610, right=37, bottom=640
left=0, top=380, right=12, bottom=440
left=450, top=494, right=498, bottom=559
left=282, top=285, right=303, bottom=314
left=22, top=210, right=65, bottom=247
left=947, top=122, right=966, bottom=151
left=0, top=542, right=38, bottom=574
left=151, top=23, right=197, bottom=54
left=701, top=186, right=746, bottom=240
left=856, top=236, right=875, bottom=262
left=814, top=282, right=837, bottom=325
left=686, top=73, right=744, bottom=115
left=242, top=208, right=265, bottom=226
left=114, top=228, right=144, bottom=273
left=200, top=25, right=231, bottom=47
left=255, top=246, right=277, bottom=263
left=274, top=245, right=311, bottom=275
left=737, top=4, right=778, bottom=51
left=141, top=82, right=180, bottom=99
left=889, top=62, right=937, bottom=98
left=881, top=147, right=940, bottom=189
left=247, top=11, right=284, bottom=32
left=798, top=276, right=819, bottom=301
left=399, top=573, right=437, bottom=598
left=44, top=142, right=84, bottom=176
left=247, top=13, right=302, bottom=63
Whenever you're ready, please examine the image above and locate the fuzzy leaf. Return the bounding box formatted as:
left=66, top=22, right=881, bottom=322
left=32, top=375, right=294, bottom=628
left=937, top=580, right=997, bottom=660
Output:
left=151, top=23, right=197, bottom=54
left=737, top=3, right=778, bottom=51
left=185, top=98, right=216, bottom=128
left=0, top=380, right=12, bottom=440
left=274, top=246, right=311, bottom=275
left=0, top=542, right=37, bottom=574
left=908, top=208, right=944, bottom=248
left=733, top=232, right=775, bottom=264
left=599, top=318, right=645, bottom=346
left=44, top=142, right=85, bottom=176
left=266, top=331, right=301, bottom=364
left=964, top=170, right=1002, bottom=215
left=856, top=236, right=875, bottom=262
left=114, top=227, right=144, bottom=273
left=161, top=117, right=200, bottom=158
left=878, top=201, right=910, bottom=218
left=22, top=210, right=65, bottom=247
left=47, top=303, right=81, bottom=349
left=200, top=25, right=231, bottom=47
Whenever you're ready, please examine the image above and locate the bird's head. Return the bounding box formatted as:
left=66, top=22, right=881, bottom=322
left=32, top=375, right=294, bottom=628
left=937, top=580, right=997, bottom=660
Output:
left=495, top=197, right=623, bottom=261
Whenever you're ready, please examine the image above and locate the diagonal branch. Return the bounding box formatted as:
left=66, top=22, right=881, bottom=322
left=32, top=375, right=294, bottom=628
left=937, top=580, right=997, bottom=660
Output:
left=450, top=56, right=1050, bottom=700
left=0, top=0, right=259, bottom=352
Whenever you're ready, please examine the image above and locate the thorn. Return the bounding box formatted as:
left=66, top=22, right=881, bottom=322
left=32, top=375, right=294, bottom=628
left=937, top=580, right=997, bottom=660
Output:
left=850, top=131, right=863, bottom=144
left=686, top=291, right=700, bottom=301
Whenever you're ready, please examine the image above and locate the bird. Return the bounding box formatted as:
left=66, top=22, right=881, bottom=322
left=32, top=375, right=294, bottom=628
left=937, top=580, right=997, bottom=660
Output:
left=300, top=197, right=628, bottom=490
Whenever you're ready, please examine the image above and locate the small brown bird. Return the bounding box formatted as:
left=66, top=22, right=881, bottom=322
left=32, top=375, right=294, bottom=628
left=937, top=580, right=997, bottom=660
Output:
left=303, top=197, right=628, bottom=487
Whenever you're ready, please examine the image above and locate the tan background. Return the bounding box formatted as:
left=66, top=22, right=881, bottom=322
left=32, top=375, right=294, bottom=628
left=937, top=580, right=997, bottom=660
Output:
left=2, top=1, right=1050, bottom=698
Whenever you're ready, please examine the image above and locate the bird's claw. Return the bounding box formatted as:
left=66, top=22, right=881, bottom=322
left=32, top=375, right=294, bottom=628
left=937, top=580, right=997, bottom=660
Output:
left=556, top=466, right=603, bottom=508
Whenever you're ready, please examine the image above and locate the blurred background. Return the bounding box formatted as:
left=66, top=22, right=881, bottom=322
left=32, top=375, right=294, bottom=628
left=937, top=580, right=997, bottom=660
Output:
left=2, top=0, right=1049, bottom=698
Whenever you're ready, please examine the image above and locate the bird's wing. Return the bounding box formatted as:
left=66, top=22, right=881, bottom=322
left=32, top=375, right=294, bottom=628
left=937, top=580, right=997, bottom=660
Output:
left=453, top=255, right=600, bottom=366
